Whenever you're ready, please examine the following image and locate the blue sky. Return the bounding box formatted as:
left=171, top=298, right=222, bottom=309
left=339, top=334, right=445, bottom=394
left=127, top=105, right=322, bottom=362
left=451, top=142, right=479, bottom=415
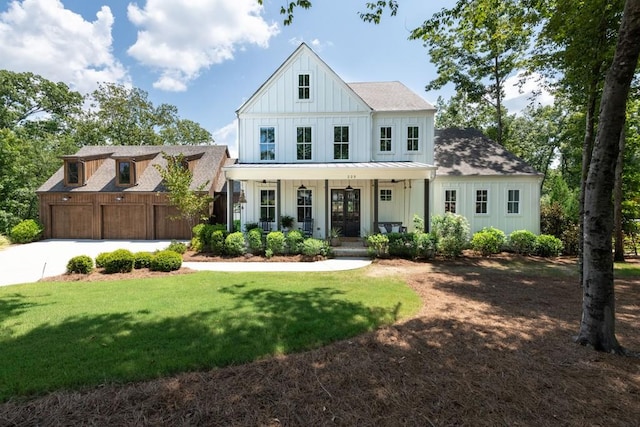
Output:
left=0, top=0, right=544, bottom=156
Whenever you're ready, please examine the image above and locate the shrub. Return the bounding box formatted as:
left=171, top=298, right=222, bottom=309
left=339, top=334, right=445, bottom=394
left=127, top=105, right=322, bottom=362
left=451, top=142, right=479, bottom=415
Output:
left=190, top=236, right=204, bottom=252
left=266, top=231, right=286, bottom=256
left=244, top=222, right=259, bottom=232
left=150, top=250, right=182, bottom=272
left=535, top=234, right=564, bottom=257
left=0, top=234, right=10, bottom=248
left=133, top=251, right=154, bottom=269
left=388, top=232, right=416, bottom=259
left=367, top=233, right=389, bottom=258
left=414, top=232, right=437, bottom=259
left=301, top=238, right=329, bottom=257
left=286, top=229, right=304, bottom=254
left=66, top=255, right=94, bottom=274
left=165, top=240, right=187, bottom=254
left=95, top=252, right=111, bottom=268
left=103, top=249, right=135, bottom=274
left=9, top=219, right=43, bottom=244
left=471, top=227, right=506, bottom=256
left=210, top=230, right=226, bottom=255
left=431, top=213, right=470, bottom=258
left=508, top=230, right=537, bottom=255
left=246, top=227, right=264, bottom=255
left=225, top=231, right=246, bottom=256
left=192, top=223, right=206, bottom=240
left=561, top=224, right=580, bottom=256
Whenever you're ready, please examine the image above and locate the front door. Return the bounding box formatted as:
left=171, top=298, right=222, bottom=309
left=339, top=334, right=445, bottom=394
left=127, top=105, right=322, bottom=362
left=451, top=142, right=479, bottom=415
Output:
left=331, top=189, right=360, bottom=237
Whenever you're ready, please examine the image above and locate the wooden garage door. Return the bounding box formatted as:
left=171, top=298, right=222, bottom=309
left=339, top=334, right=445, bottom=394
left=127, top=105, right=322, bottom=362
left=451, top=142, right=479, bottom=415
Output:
left=51, top=205, right=93, bottom=239
left=154, top=205, right=192, bottom=240
left=102, top=205, right=146, bottom=239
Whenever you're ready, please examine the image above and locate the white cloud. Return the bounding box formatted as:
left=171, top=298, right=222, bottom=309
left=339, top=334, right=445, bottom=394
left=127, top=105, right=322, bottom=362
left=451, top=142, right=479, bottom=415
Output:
left=288, top=36, right=332, bottom=51
left=213, top=119, right=238, bottom=158
left=0, top=0, right=129, bottom=93
left=127, top=0, right=279, bottom=92
left=503, top=72, right=554, bottom=113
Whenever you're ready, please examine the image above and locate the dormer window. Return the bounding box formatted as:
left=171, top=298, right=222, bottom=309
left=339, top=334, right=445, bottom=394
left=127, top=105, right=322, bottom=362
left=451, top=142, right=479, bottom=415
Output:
left=298, top=74, right=310, bottom=100
left=64, top=160, right=84, bottom=186
left=117, top=160, right=133, bottom=186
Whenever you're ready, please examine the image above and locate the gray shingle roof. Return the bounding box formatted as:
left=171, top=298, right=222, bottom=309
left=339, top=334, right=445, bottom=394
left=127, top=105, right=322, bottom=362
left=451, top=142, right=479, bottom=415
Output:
left=434, top=128, right=541, bottom=176
left=37, top=145, right=231, bottom=193
left=348, top=81, right=436, bottom=112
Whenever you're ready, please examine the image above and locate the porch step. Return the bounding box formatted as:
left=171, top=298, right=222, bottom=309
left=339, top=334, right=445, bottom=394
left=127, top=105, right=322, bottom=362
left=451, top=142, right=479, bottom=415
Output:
left=330, top=239, right=370, bottom=258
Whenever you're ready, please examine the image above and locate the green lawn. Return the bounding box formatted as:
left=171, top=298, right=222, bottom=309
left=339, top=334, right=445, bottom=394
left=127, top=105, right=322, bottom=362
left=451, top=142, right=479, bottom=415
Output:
left=0, top=269, right=420, bottom=401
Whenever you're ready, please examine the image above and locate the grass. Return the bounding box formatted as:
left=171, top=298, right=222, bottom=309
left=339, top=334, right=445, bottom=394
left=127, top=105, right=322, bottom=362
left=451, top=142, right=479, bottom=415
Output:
left=0, top=269, right=420, bottom=401
left=615, top=260, right=640, bottom=277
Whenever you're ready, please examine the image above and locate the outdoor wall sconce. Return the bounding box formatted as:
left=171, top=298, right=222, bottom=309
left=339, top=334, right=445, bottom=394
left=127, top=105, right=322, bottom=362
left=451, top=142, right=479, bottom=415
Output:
left=298, top=183, right=307, bottom=190
left=62, top=196, right=71, bottom=201
left=115, top=195, right=125, bottom=201
left=238, top=190, right=247, bottom=204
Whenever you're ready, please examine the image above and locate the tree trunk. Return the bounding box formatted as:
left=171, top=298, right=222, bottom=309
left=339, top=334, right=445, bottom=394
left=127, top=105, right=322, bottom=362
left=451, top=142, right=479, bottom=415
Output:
left=613, top=125, right=626, bottom=262
left=576, top=0, right=640, bottom=353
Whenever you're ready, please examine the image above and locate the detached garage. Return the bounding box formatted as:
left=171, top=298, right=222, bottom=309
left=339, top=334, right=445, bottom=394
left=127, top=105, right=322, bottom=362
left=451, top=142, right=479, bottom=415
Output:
left=37, top=145, right=232, bottom=240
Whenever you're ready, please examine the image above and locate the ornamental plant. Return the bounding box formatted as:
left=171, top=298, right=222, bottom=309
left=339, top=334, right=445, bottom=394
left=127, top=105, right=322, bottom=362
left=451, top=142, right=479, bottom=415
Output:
left=66, top=255, right=94, bottom=274
left=471, top=227, right=506, bottom=256
left=508, top=230, right=537, bottom=255
left=103, top=249, right=135, bottom=274
left=266, top=231, right=286, bottom=256
left=224, top=231, right=246, bottom=256
left=535, top=234, right=564, bottom=257
left=9, top=219, right=42, bottom=244
left=150, top=250, right=182, bottom=272
left=431, top=213, right=470, bottom=258
left=246, top=227, right=264, bottom=255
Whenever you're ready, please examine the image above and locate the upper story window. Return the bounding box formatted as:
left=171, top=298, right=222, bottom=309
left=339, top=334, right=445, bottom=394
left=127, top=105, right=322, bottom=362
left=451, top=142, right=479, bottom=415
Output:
left=298, top=74, right=310, bottom=100
left=445, top=189, right=457, bottom=213
left=297, top=127, right=312, bottom=160
left=507, top=189, right=520, bottom=214
left=379, top=127, right=392, bottom=152
left=333, top=126, right=350, bottom=160
left=475, top=189, right=488, bottom=214
left=407, top=126, right=419, bottom=151
left=65, top=161, right=83, bottom=186
left=380, top=189, right=392, bottom=201
left=117, top=160, right=133, bottom=186
left=260, top=127, right=276, bottom=161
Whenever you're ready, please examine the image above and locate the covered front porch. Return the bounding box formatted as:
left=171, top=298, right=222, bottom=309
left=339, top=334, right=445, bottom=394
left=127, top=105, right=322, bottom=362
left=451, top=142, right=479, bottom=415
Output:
left=223, top=162, right=437, bottom=239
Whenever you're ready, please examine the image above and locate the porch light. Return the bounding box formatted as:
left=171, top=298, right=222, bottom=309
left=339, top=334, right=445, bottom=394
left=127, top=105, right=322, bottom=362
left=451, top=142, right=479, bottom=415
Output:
left=298, top=183, right=307, bottom=190
left=115, top=195, right=125, bottom=201
left=345, top=184, right=354, bottom=191
left=62, top=196, right=71, bottom=201
left=238, top=190, right=247, bottom=204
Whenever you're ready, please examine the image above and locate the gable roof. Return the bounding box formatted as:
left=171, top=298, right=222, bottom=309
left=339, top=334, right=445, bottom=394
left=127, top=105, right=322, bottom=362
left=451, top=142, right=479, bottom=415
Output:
left=348, top=81, right=436, bottom=112
left=434, top=128, right=541, bottom=176
left=37, top=145, right=231, bottom=193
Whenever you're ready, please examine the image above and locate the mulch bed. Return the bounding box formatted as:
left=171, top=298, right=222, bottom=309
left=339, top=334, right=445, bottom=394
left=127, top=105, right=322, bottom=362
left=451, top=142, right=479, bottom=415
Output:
left=4, top=254, right=640, bottom=426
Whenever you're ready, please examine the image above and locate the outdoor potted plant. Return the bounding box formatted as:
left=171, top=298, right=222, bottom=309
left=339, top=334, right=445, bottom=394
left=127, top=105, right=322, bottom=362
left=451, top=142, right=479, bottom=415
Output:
left=329, top=227, right=342, bottom=246
left=280, top=214, right=295, bottom=231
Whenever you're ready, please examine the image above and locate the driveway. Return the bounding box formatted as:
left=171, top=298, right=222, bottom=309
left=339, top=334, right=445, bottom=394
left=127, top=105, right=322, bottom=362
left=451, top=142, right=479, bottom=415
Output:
left=0, top=240, right=177, bottom=287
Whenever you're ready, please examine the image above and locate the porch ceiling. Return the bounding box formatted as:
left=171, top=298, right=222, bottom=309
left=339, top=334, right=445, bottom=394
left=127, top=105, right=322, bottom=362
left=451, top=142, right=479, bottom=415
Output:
left=223, top=161, right=437, bottom=181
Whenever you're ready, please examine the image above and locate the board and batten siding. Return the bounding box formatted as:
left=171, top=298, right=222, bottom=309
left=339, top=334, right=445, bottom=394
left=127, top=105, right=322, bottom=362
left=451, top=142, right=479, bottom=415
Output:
left=370, top=112, right=435, bottom=164
left=431, top=176, right=541, bottom=235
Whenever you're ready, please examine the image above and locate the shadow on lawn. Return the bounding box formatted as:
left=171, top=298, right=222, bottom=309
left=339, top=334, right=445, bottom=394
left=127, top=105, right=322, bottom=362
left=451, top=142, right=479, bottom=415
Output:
left=0, top=285, right=400, bottom=401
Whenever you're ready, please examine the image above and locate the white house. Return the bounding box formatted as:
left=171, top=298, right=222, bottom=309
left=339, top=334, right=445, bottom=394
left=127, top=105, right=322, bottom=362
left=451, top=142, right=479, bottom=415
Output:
left=224, top=43, right=541, bottom=238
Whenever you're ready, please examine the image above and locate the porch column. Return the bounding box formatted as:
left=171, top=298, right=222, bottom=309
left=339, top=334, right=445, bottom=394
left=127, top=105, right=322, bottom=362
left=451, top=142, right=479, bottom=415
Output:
left=276, top=179, right=281, bottom=229
left=373, top=179, right=379, bottom=230
left=424, top=179, right=430, bottom=232
left=324, top=179, right=329, bottom=239
left=227, top=178, right=234, bottom=233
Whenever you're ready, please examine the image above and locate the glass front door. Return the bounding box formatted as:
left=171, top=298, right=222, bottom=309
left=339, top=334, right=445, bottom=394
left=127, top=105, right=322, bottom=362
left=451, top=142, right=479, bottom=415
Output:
left=331, top=189, right=360, bottom=237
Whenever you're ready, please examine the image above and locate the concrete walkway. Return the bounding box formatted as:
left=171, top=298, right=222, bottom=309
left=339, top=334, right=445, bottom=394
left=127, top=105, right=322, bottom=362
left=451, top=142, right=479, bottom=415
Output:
left=0, top=240, right=371, bottom=287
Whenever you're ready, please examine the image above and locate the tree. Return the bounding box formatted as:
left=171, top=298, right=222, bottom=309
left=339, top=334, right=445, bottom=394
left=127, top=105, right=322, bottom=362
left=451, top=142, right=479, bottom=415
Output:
left=575, top=0, right=640, bottom=354
left=153, top=153, right=213, bottom=235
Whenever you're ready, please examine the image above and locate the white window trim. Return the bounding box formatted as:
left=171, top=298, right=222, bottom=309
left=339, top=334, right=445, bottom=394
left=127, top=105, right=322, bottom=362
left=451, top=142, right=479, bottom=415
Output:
left=506, top=188, right=522, bottom=216
left=377, top=125, right=395, bottom=155
left=296, top=125, right=314, bottom=162
left=380, top=188, right=393, bottom=202
left=405, top=124, right=422, bottom=154
left=474, top=189, right=490, bottom=216
left=444, top=188, right=457, bottom=214
left=333, top=124, right=351, bottom=161
left=296, top=71, right=313, bottom=102
left=259, top=125, right=277, bottom=162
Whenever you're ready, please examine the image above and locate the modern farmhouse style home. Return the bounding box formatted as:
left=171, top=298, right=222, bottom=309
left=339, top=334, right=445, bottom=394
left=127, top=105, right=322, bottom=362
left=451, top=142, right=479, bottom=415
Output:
left=223, top=43, right=542, bottom=239
left=37, top=145, right=232, bottom=240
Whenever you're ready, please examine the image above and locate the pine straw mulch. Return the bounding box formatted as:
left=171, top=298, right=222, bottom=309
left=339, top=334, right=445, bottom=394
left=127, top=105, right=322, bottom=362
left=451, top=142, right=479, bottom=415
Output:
left=4, top=254, right=640, bottom=426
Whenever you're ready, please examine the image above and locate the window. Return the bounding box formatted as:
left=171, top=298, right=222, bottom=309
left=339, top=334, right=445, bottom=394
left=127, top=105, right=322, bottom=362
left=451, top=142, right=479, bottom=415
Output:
left=260, top=189, right=275, bottom=221
left=407, top=126, right=419, bottom=151
left=379, top=127, right=392, bottom=152
left=475, top=190, right=488, bottom=214
left=334, top=126, right=349, bottom=160
left=298, top=74, right=310, bottom=100
left=508, top=189, right=520, bottom=214
left=260, top=127, right=275, bottom=161
left=117, top=160, right=132, bottom=185
left=296, top=127, right=312, bottom=160
left=66, top=161, right=81, bottom=185
left=445, top=189, right=457, bottom=213
left=380, top=189, right=392, bottom=201
left=297, top=189, right=312, bottom=221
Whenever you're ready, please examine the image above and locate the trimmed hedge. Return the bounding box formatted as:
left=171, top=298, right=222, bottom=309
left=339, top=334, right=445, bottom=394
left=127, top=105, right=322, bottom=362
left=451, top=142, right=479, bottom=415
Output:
left=66, top=255, right=94, bottom=274
left=471, top=227, right=506, bottom=256
left=103, top=249, right=135, bottom=274
left=9, top=219, right=42, bottom=244
left=133, top=251, right=154, bottom=269
left=150, top=250, right=183, bottom=272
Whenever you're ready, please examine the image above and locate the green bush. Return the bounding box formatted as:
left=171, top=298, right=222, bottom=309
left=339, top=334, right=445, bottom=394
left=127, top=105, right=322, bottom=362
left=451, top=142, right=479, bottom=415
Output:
left=103, top=249, right=135, bottom=274
left=471, top=227, right=506, bottom=256
left=225, top=231, right=246, bottom=256
left=367, top=233, right=389, bottom=258
left=535, top=234, right=564, bottom=257
left=192, top=223, right=206, bottom=241
left=431, top=213, right=470, bottom=258
left=95, top=252, right=111, bottom=268
left=246, top=228, right=264, bottom=255
left=150, top=250, right=183, bottom=272
left=286, top=229, right=304, bottom=254
left=66, top=255, right=94, bottom=274
left=388, top=232, right=416, bottom=259
left=508, top=230, right=537, bottom=255
left=244, top=222, right=259, bottom=232
left=0, top=234, right=10, bottom=248
left=133, top=251, right=154, bottom=269
left=9, top=219, right=43, bottom=244
left=266, top=231, right=286, bottom=256
left=210, top=230, right=226, bottom=255
left=189, top=236, right=204, bottom=252
left=561, top=224, right=580, bottom=256
left=301, top=238, right=329, bottom=257
left=414, top=232, right=437, bottom=259
left=165, top=240, right=187, bottom=254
